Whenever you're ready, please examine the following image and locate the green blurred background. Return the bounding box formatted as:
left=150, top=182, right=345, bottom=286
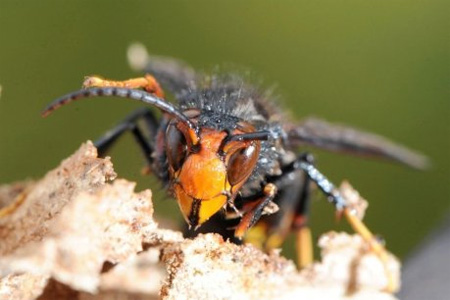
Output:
left=0, top=0, right=448, bottom=261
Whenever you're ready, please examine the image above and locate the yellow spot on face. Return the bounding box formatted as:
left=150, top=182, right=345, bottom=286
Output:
left=198, top=194, right=227, bottom=225
left=174, top=184, right=227, bottom=226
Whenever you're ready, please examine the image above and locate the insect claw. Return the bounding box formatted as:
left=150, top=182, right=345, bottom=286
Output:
left=82, top=76, right=104, bottom=89
left=230, top=204, right=243, bottom=218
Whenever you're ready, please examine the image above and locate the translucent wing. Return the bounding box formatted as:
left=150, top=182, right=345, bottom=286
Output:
left=287, top=117, right=429, bottom=169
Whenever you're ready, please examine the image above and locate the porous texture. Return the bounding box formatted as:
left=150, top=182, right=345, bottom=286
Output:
left=0, top=142, right=399, bottom=300
left=0, top=143, right=117, bottom=255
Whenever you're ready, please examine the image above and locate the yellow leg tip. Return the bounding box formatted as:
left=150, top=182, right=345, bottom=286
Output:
left=83, top=76, right=105, bottom=88
left=296, top=226, right=313, bottom=268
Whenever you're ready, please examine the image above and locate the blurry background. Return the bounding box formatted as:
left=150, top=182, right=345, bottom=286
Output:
left=0, top=0, right=448, bottom=263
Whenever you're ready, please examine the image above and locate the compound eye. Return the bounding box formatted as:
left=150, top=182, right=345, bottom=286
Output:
left=165, top=122, right=188, bottom=171
left=227, top=143, right=260, bottom=186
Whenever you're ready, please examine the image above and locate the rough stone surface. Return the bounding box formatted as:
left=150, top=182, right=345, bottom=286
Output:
left=0, top=142, right=400, bottom=300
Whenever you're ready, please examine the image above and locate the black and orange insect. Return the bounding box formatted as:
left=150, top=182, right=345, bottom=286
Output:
left=42, top=50, right=427, bottom=272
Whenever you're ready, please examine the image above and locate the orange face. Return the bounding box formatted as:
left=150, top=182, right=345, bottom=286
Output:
left=165, top=120, right=260, bottom=228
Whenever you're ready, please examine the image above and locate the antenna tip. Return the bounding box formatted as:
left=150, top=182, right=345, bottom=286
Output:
left=41, top=107, right=54, bottom=118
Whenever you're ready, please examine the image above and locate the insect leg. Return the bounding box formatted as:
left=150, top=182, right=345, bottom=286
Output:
left=83, top=74, right=165, bottom=98
left=94, top=108, right=158, bottom=165
left=255, top=153, right=314, bottom=267
left=292, top=161, right=314, bottom=268
left=234, top=183, right=278, bottom=239
left=288, top=153, right=397, bottom=291
left=284, top=154, right=346, bottom=209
